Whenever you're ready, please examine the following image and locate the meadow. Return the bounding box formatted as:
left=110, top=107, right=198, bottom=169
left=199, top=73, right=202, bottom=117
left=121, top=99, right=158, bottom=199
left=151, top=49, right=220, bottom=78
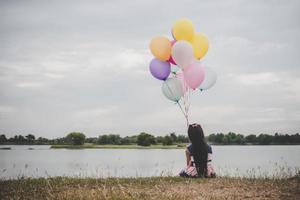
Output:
left=1, top=176, right=299, bottom=200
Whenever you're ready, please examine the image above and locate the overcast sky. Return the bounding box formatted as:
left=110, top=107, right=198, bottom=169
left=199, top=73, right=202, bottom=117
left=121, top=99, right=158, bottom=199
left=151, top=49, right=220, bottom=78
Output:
left=0, top=0, right=299, bottom=138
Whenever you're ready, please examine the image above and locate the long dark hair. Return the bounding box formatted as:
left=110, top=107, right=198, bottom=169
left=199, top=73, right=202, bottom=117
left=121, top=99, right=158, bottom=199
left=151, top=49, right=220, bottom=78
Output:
left=188, top=124, right=208, bottom=177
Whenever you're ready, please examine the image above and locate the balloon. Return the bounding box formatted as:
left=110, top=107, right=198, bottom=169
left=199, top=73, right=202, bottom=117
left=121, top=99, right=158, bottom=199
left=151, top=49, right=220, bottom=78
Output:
left=191, top=33, right=209, bottom=59
left=184, top=62, right=205, bottom=89
left=176, top=71, right=188, bottom=93
left=168, top=40, right=177, bottom=65
left=149, top=36, right=171, bottom=61
left=199, top=67, right=217, bottom=90
left=168, top=56, right=176, bottom=65
left=149, top=59, right=171, bottom=80
left=171, top=41, right=194, bottom=70
left=162, top=77, right=184, bottom=102
left=172, top=19, right=195, bottom=42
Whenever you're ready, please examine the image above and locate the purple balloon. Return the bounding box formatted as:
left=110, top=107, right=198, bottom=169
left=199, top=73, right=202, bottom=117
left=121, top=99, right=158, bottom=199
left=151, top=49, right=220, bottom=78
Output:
left=149, top=58, right=171, bottom=80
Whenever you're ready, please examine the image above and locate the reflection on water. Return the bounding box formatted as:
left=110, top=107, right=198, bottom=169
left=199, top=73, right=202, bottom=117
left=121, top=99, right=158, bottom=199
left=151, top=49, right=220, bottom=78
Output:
left=0, top=145, right=299, bottom=179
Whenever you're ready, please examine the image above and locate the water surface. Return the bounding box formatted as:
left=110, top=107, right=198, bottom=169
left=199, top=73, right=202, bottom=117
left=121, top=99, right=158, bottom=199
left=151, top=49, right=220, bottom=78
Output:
left=0, top=145, right=299, bottom=179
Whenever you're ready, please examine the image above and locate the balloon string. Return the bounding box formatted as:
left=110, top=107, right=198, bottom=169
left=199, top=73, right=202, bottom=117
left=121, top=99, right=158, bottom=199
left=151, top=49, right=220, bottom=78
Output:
left=176, top=101, right=189, bottom=128
left=165, top=80, right=189, bottom=127
left=165, top=78, right=189, bottom=127
left=182, top=76, right=190, bottom=128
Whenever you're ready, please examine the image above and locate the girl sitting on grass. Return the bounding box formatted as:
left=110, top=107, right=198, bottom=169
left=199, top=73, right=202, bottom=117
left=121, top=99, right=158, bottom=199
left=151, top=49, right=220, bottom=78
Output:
left=179, top=123, right=216, bottom=178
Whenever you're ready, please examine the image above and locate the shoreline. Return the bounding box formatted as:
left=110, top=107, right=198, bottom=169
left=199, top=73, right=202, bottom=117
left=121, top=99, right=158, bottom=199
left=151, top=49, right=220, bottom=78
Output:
left=50, top=144, right=186, bottom=149
left=50, top=144, right=300, bottom=149
left=0, top=176, right=299, bottom=199
left=1, top=144, right=300, bottom=150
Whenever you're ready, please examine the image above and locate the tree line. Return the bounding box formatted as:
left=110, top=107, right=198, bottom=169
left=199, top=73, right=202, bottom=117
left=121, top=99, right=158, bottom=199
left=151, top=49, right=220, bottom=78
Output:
left=0, top=132, right=299, bottom=146
left=208, top=132, right=300, bottom=145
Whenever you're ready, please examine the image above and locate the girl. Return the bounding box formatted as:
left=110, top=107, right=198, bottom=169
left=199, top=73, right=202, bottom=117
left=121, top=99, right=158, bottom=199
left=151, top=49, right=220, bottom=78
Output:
left=179, top=123, right=216, bottom=178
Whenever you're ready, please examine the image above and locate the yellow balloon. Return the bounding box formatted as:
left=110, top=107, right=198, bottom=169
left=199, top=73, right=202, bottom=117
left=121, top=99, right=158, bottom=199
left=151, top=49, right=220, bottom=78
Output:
left=191, top=33, right=209, bottom=59
left=149, top=36, right=171, bottom=61
left=172, top=19, right=195, bottom=42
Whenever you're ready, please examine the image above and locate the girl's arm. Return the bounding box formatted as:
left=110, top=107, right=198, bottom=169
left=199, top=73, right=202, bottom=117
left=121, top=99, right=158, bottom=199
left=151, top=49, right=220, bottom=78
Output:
left=185, top=148, right=191, bottom=166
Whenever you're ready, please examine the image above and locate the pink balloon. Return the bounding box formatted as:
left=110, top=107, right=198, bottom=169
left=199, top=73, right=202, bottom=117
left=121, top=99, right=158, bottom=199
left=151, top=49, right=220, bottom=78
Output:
left=184, top=62, right=205, bottom=89
left=168, top=40, right=177, bottom=65
left=175, top=71, right=188, bottom=93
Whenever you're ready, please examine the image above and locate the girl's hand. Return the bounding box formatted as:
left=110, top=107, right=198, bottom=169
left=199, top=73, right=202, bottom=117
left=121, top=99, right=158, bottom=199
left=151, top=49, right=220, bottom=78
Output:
left=188, top=160, right=193, bottom=167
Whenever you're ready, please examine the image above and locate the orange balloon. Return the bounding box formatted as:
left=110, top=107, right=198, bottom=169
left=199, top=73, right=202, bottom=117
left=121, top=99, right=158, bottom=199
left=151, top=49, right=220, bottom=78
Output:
left=149, top=36, right=171, bottom=61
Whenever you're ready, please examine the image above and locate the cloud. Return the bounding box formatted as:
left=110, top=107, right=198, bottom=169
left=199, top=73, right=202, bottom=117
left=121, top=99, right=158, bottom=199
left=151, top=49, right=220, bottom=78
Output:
left=0, top=106, right=16, bottom=113
left=73, top=106, right=118, bottom=120
left=231, top=72, right=281, bottom=86
left=15, top=82, right=44, bottom=88
left=44, top=73, right=65, bottom=79
left=117, top=49, right=150, bottom=70
left=0, top=0, right=299, bottom=137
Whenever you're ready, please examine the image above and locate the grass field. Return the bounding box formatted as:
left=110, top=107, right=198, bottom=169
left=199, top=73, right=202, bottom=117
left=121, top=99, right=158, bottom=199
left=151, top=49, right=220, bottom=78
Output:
left=0, top=176, right=299, bottom=200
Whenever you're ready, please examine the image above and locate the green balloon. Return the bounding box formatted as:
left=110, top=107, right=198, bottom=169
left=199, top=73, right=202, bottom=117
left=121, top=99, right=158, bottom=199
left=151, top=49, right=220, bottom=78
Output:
left=162, top=77, right=184, bottom=102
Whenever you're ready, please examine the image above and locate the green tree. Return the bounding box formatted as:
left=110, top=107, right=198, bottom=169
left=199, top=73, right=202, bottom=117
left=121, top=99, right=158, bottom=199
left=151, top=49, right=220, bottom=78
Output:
left=0, top=134, right=7, bottom=144
left=290, top=133, right=300, bottom=144
left=120, top=136, right=131, bottom=145
left=245, top=134, right=257, bottom=144
left=235, top=134, right=245, bottom=144
left=176, top=134, right=189, bottom=143
left=108, top=134, right=121, bottom=145
left=257, top=134, right=272, bottom=145
left=127, top=135, right=138, bottom=144
left=137, top=132, right=155, bottom=146
left=11, top=135, right=26, bottom=144
left=214, top=133, right=225, bottom=144
left=97, top=135, right=109, bottom=144
left=227, top=132, right=237, bottom=143
left=66, top=132, right=86, bottom=145
left=208, top=134, right=216, bottom=143
left=170, top=132, right=177, bottom=143
left=26, top=134, right=35, bottom=144
left=222, top=135, right=230, bottom=144
left=162, top=135, right=173, bottom=145
left=85, top=137, right=97, bottom=144
left=36, top=137, right=49, bottom=144
left=155, top=136, right=164, bottom=144
left=97, top=134, right=121, bottom=144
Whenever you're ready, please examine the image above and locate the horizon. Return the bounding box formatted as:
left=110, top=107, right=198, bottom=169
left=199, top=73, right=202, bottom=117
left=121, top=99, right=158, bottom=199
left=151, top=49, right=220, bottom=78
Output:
left=1, top=129, right=299, bottom=140
left=1, top=0, right=300, bottom=138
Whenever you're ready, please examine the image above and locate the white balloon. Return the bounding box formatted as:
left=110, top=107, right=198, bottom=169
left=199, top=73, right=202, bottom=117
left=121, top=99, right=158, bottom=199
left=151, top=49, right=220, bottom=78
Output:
left=162, top=77, right=184, bottom=102
left=171, top=41, right=194, bottom=70
left=199, top=67, right=217, bottom=90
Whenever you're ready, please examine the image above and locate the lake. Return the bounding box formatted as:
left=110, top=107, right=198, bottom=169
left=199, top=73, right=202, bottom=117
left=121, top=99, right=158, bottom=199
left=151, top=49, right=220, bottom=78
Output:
left=0, top=145, right=299, bottom=179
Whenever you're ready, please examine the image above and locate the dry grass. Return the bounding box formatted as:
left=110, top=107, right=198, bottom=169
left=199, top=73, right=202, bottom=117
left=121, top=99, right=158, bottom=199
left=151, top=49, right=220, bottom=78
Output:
left=1, top=176, right=299, bottom=200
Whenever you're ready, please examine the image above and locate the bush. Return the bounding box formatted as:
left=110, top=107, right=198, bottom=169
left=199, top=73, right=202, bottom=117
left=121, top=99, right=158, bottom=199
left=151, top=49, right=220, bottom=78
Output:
left=245, top=134, right=257, bottom=144
left=66, top=132, right=86, bottom=145
left=162, top=135, right=173, bottom=145
left=176, top=134, right=189, bottom=143
left=137, top=132, right=155, bottom=146
left=97, top=134, right=121, bottom=145
left=257, top=134, right=273, bottom=145
left=0, top=134, right=7, bottom=144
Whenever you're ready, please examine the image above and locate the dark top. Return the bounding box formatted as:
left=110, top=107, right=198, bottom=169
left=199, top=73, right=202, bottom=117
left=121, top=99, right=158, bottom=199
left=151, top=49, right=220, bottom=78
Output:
left=187, top=144, right=212, bottom=156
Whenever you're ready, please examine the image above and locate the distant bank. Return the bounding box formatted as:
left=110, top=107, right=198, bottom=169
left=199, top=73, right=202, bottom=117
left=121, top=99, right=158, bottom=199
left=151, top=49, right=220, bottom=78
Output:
left=1, top=132, right=300, bottom=146
left=50, top=144, right=186, bottom=149
left=49, top=143, right=300, bottom=149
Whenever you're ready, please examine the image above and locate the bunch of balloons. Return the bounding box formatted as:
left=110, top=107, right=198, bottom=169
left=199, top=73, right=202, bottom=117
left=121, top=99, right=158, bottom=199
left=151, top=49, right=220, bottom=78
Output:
left=148, top=18, right=217, bottom=126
